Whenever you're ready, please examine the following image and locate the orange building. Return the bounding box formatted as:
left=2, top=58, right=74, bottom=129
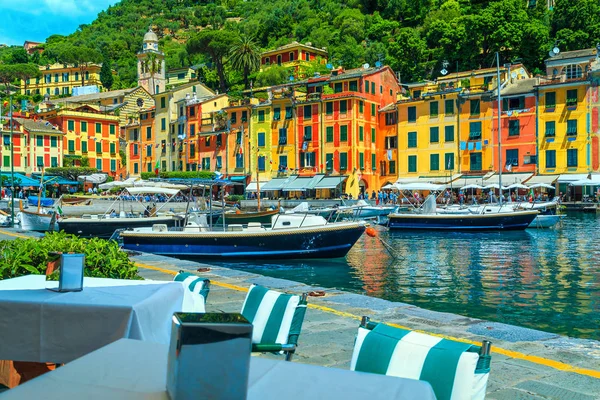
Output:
left=124, top=106, right=156, bottom=177
left=295, top=66, right=400, bottom=196
left=43, top=105, right=121, bottom=176
left=491, top=78, right=538, bottom=175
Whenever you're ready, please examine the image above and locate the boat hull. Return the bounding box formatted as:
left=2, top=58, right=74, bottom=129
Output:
left=19, top=211, right=56, bottom=232
left=120, top=223, right=366, bottom=259
left=528, top=214, right=562, bottom=229
left=58, top=216, right=182, bottom=239
left=388, top=211, right=538, bottom=231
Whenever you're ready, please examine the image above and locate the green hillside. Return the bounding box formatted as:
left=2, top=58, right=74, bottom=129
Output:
left=5, top=0, right=600, bottom=96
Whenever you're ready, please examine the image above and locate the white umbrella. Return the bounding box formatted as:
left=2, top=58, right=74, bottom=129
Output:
left=483, top=184, right=509, bottom=190
left=507, top=183, right=528, bottom=189
left=381, top=184, right=394, bottom=189
left=528, top=183, right=555, bottom=189
left=460, top=184, right=483, bottom=190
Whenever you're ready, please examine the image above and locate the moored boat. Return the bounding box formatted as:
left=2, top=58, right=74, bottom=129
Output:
left=214, top=207, right=280, bottom=226
left=528, top=214, right=563, bottom=229
left=18, top=201, right=56, bottom=232
left=120, top=214, right=366, bottom=259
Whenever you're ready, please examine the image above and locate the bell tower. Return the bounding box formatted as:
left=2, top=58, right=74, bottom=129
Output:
left=137, top=27, right=166, bottom=95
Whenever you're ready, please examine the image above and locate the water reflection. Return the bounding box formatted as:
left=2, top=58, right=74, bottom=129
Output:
left=209, top=213, right=600, bottom=340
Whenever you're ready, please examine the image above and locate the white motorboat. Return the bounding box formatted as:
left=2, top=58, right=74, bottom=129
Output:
left=528, top=214, right=563, bottom=229
left=340, top=200, right=398, bottom=219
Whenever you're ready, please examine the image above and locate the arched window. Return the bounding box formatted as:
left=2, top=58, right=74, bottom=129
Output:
left=85, top=71, right=90, bottom=81
left=565, top=64, right=583, bottom=79
left=289, top=52, right=295, bottom=62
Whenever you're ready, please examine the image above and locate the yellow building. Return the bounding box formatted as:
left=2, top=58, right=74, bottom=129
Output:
left=269, top=91, right=297, bottom=182
left=166, top=67, right=197, bottom=90
left=397, top=81, right=460, bottom=182
left=154, top=82, right=215, bottom=171
left=249, top=101, right=274, bottom=182
left=397, top=67, right=518, bottom=182
left=536, top=49, right=595, bottom=192
left=22, top=63, right=102, bottom=97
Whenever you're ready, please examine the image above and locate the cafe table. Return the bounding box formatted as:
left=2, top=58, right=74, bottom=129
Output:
left=0, top=275, right=195, bottom=364
left=0, top=339, right=437, bottom=399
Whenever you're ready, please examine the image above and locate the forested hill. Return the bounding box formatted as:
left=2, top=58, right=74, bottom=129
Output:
left=37, top=0, right=600, bottom=91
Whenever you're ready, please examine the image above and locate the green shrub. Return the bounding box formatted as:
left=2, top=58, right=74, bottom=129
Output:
left=0, top=232, right=141, bottom=280
left=227, top=194, right=245, bottom=202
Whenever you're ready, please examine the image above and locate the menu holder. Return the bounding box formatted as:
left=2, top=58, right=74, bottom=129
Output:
left=47, top=253, right=85, bottom=292
left=167, top=312, right=253, bottom=400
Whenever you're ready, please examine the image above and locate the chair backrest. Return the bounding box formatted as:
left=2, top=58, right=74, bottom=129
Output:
left=351, top=319, right=491, bottom=400
left=241, top=284, right=306, bottom=346
left=173, top=272, right=210, bottom=312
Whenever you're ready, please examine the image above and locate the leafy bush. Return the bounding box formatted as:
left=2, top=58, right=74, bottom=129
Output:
left=140, top=171, right=215, bottom=180
left=227, top=195, right=245, bottom=202
left=0, top=232, right=141, bottom=280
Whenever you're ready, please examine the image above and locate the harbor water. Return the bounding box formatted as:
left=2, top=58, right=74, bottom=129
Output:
left=210, top=212, right=600, bottom=340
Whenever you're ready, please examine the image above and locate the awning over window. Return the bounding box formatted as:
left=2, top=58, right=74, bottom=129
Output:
left=314, top=176, right=347, bottom=189
left=228, top=175, right=247, bottom=183
left=525, top=175, right=558, bottom=185
left=245, top=181, right=259, bottom=192
left=260, top=176, right=296, bottom=191
left=484, top=173, right=533, bottom=185
left=1, top=172, right=42, bottom=187
left=557, top=173, right=589, bottom=182
left=282, top=177, right=316, bottom=191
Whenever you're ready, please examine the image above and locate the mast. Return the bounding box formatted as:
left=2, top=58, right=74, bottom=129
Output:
left=496, top=52, right=503, bottom=205
left=256, top=159, right=261, bottom=211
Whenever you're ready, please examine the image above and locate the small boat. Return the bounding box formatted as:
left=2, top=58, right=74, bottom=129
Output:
left=18, top=200, right=56, bottom=232
left=57, top=186, right=185, bottom=239
left=528, top=214, right=563, bottom=229
left=27, top=196, right=55, bottom=207
left=120, top=214, right=366, bottom=259
left=340, top=200, right=398, bottom=219
left=215, top=207, right=280, bottom=225
left=60, top=196, right=93, bottom=205
left=388, top=195, right=538, bottom=231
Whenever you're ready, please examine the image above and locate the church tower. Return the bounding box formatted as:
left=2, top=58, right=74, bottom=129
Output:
left=137, top=28, right=166, bottom=95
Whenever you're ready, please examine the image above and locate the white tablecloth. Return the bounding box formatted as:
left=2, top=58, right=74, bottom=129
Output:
left=0, top=339, right=436, bottom=399
left=0, top=275, right=192, bottom=364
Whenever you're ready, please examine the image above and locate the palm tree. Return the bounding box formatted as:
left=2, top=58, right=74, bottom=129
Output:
left=229, top=35, right=261, bottom=90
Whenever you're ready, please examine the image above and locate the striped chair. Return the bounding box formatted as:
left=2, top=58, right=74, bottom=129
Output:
left=173, top=271, right=211, bottom=313
left=241, top=284, right=308, bottom=361
left=351, top=317, right=492, bottom=400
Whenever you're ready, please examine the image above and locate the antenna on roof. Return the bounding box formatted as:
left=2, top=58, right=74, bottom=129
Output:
left=375, top=61, right=382, bottom=68
left=363, top=63, right=370, bottom=69
left=326, top=63, right=333, bottom=70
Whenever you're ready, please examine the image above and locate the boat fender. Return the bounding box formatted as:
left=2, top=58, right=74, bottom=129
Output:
left=366, top=227, right=377, bottom=237
left=308, top=290, right=326, bottom=297
left=197, top=267, right=211, bottom=273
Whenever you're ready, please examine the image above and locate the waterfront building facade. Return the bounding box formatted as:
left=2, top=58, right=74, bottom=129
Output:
left=42, top=105, right=120, bottom=175
left=22, top=63, right=102, bottom=97
left=0, top=117, right=64, bottom=174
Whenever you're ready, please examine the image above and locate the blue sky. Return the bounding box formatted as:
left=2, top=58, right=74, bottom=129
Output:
left=0, top=0, right=119, bottom=46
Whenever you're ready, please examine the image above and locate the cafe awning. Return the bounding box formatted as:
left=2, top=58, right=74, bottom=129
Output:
left=0, top=172, right=41, bottom=187
left=314, top=176, right=347, bottom=189
left=245, top=181, right=258, bottom=192
left=484, top=173, right=533, bottom=186
left=282, top=177, right=314, bottom=191
left=557, top=173, right=589, bottom=182
left=525, top=175, right=558, bottom=185
left=261, top=176, right=297, bottom=191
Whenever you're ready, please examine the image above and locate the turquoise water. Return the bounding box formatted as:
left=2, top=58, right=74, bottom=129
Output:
left=213, top=212, right=600, bottom=340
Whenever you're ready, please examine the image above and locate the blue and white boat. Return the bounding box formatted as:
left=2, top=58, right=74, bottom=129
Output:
left=120, top=214, right=366, bottom=259
left=388, top=195, right=538, bottom=231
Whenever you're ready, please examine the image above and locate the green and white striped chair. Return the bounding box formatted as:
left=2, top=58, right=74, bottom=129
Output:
left=241, top=284, right=308, bottom=361
left=173, top=271, right=211, bottom=313
left=351, top=317, right=492, bottom=400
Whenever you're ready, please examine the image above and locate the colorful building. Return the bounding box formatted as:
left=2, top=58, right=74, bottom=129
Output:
left=166, top=67, right=197, bottom=90
left=22, top=63, right=102, bottom=97
left=124, top=106, right=155, bottom=177
left=154, top=82, right=215, bottom=172
left=0, top=117, right=64, bottom=174
left=260, top=41, right=328, bottom=78
left=42, top=104, right=121, bottom=176
left=137, top=28, right=166, bottom=95
left=491, top=77, right=538, bottom=178
left=222, top=99, right=256, bottom=183
left=536, top=49, right=594, bottom=192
